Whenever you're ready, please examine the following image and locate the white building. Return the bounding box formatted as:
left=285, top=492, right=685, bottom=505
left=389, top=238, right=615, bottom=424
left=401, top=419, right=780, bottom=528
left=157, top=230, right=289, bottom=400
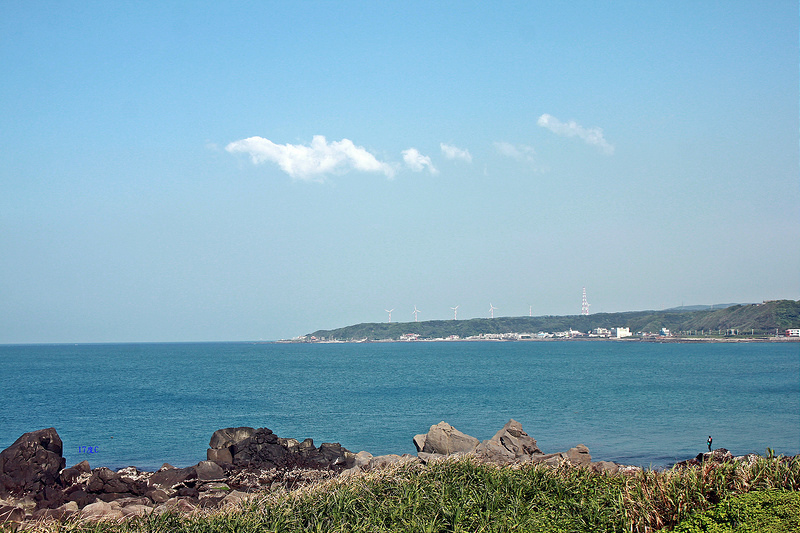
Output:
left=786, top=329, right=800, bottom=337
left=611, top=327, right=632, bottom=338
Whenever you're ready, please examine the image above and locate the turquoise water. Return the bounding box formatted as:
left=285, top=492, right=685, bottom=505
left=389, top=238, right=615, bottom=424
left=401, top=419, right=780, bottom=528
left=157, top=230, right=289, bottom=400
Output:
left=0, top=341, right=797, bottom=471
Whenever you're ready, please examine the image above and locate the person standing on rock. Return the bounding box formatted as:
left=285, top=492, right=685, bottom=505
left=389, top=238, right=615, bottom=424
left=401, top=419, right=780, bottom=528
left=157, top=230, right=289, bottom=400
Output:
left=707, top=436, right=712, bottom=452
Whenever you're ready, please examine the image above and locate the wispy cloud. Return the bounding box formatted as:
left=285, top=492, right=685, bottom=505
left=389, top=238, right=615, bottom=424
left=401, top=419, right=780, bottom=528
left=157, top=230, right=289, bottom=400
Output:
left=440, top=143, right=472, bottom=163
left=537, top=114, right=614, bottom=155
left=402, top=148, right=438, bottom=175
left=226, top=135, right=395, bottom=181
left=494, top=141, right=536, bottom=163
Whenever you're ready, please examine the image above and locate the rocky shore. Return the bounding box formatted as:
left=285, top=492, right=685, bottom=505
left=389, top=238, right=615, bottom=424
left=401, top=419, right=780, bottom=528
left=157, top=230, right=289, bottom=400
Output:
left=0, top=421, right=754, bottom=528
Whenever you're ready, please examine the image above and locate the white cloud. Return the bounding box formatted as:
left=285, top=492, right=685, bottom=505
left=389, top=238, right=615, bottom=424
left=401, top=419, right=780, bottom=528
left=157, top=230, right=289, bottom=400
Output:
left=402, top=148, right=438, bottom=175
left=494, top=141, right=536, bottom=162
left=537, top=114, right=614, bottom=155
left=440, top=143, right=472, bottom=163
left=226, top=135, right=395, bottom=181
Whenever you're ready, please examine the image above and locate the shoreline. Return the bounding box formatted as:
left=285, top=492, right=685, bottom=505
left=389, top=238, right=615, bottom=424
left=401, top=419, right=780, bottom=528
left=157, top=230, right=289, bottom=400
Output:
left=288, top=335, right=800, bottom=344
left=1, top=424, right=795, bottom=528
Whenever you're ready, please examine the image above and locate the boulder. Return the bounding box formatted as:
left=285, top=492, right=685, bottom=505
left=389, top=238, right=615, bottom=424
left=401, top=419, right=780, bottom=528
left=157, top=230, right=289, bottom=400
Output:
left=476, top=420, right=542, bottom=463
left=493, top=420, right=542, bottom=456
left=60, top=459, right=92, bottom=486
left=417, top=452, right=447, bottom=464
left=367, top=454, right=418, bottom=470
left=566, top=445, right=591, bottom=466
left=195, top=461, right=225, bottom=481
left=32, top=500, right=78, bottom=521
left=146, top=489, right=169, bottom=504
left=230, top=428, right=289, bottom=468
left=318, top=443, right=354, bottom=468
left=121, top=504, right=153, bottom=517
left=148, top=466, right=197, bottom=491
left=80, top=500, right=124, bottom=520
left=591, top=461, right=619, bottom=474
left=207, top=448, right=233, bottom=464
left=67, top=489, right=94, bottom=507
left=219, top=489, right=250, bottom=508
left=530, top=452, right=567, bottom=466
left=413, top=434, right=427, bottom=452
left=420, top=422, right=480, bottom=455
left=0, top=428, right=65, bottom=496
left=476, top=439, right=516, bottom=463
left=209, top=427, right=256, bottom=450
left=352, top=451, right=373, bottom=469
left=86, top=467, right=116, bottom=493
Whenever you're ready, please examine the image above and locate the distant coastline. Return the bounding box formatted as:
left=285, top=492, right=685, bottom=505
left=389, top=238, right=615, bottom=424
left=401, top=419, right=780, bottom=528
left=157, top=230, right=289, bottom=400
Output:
left=285, top=335, right=800, bottom=344
left=296, top=299, right=800, bottom=343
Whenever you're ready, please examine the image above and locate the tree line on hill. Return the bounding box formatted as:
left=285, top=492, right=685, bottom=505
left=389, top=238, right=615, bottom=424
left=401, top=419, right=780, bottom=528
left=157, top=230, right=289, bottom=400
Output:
left=306, top=300, right=800, bottom=341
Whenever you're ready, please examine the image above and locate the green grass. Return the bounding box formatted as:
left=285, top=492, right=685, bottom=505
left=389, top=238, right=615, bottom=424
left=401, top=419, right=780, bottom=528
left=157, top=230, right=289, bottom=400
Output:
left=8, top=453, right=799, bottom=533
left=670, top=490, right=799, bottom=533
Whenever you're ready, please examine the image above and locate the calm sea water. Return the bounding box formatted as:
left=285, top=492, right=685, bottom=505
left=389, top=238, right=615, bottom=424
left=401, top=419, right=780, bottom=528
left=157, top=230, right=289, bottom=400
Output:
left=0, top=341, right=797, bottom=471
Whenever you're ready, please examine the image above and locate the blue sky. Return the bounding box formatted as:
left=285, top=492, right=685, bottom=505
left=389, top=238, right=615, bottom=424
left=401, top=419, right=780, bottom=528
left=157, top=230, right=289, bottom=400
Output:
left=1, top=1, right=798, bottom=343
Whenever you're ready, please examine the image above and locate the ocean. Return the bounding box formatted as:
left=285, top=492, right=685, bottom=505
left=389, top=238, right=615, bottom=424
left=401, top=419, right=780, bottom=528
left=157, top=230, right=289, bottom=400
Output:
left=0, top=341, right=797, bottom=472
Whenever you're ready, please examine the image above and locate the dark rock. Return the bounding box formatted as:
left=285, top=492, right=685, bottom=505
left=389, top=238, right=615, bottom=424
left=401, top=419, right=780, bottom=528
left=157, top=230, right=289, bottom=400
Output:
left=210, top=427, right=256, bottom=450
left=73, top=460, right=91, bottom=474
left=67, top=489, right=94, bottom=507
left=43, top=484, right=66, bottom=507
left=420, top=422, right=480, bottom=455
left=86, top=468, right=111, bottom=493
left=148, top=467, right=197, bottom=491
left=207, top=447, right=233, bottom=464
left=177, top=486, right=199, bottom=498
left=115, top=496, right=151, bottom=507
left=196, top=460, right=225, bottom=481
left=199, top=496, right=224, bottom=508
left=60, top=459, right=91, bottom=486
left=104, top=477, right=131, bottom=493
left=60, top=468, right=82, bottom=486
left=146, top=488, right=169, bottom=504
left=318, top=443, right=354, bottom=468
left=32, top=501, right=78, bottom=521
left=0, top=428, right=65, bottom=496
left=0, top=504, right=26, bottom=523
left=231, top=428, right=290, bottom=468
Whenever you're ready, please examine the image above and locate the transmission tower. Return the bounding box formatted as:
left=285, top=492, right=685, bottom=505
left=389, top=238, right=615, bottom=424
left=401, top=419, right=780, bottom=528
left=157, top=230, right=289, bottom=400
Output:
left=581, top=287, right=590, bottom=315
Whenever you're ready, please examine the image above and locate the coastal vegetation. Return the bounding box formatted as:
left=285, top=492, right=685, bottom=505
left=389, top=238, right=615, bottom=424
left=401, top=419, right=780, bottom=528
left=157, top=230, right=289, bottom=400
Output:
left=15, top=452, right=799, bottom=533
left=307, top=299, right=800, bottom=341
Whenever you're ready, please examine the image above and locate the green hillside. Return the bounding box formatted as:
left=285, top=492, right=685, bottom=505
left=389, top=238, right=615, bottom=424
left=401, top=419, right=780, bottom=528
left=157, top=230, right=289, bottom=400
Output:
left=307, top=300, right=800, bottom=341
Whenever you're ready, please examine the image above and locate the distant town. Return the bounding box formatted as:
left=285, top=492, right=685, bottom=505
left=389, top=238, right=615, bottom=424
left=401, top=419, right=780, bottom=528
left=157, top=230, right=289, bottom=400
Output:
left=295, top=326, right=800, bottom=344
left=289, top=299, right=800, bottom=344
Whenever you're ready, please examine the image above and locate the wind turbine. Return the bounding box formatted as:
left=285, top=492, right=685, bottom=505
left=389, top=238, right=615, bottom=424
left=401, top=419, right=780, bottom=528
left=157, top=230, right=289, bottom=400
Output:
left=489, top=303, right=497, bottom=319
left=412, top=306, right=420, bottom=322
left=451, top=305, right=459, bottom=320
left=385, top=309, right=394, bottom=323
